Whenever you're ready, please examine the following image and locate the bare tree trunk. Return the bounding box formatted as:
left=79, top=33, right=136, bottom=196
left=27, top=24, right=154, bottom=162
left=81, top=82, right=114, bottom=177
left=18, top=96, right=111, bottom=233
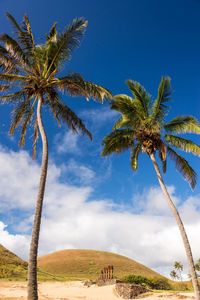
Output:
left=27, top=96, right=48, bottom=300
left=150, top=153, right=200, bottom=300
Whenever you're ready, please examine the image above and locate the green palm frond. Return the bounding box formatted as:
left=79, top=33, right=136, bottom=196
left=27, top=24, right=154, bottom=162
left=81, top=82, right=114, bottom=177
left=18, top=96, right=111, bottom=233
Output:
left=9, top=101, right=31, bottom=135
left=130, top=143, right=142, bottom=171
left=19, top=107, right=34, bottom=147
left=45, top=18, right=87, bottom=75
left=101, top=129, right=134, bottom=156
left=164, top=116, right=200, bottom=134
left=0, top=33, right=29, bottom=66
left=6, top=13, right=35, bottom=55
left=46, top=22, right=57, bottom=42
left=58, top=74, right=112, bottom=102
left=151, top=76, right=172, bottom=124
left=0, top=91, right=27, bottom=104
left=158, top=141, right=167, bottom=173
left=112, top=95, right=143, bottom=122
left=126, top=80, right=151, bottom=118
left=0, top=73, right=28, bottom=84
left=164, top=134, right=200, bottom=156
left=49, top=98, right=92, bottom=140
left=167, top=146, right=197, bottom=189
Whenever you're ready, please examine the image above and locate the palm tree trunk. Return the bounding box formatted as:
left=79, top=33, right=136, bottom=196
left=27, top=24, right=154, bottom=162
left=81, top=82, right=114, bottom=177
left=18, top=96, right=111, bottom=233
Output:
left=27, top=96, right=48, bottom=300
left=150, top=153, right=200, bottom=300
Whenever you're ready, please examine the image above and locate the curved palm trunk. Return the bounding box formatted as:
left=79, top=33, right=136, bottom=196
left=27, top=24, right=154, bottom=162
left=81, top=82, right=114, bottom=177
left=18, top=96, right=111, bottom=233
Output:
left=150, top=153, right=200, bottom=300
left=27, top=96, right=48, bottom=300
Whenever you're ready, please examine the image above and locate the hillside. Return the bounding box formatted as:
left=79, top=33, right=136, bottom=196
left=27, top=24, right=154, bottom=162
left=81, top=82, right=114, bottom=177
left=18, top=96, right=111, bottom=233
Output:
left=0, top=243, right=28, bottom=280
left=0, top=244, right=67, bottom=281
left=38, top=249, right=164, bottom=280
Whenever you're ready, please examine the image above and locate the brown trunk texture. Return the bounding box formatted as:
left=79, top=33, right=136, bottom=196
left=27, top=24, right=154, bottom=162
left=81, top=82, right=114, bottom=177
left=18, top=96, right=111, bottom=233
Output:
left=27, top=96, right=48, bottom=300
left=150, top=153, right=200, bottom=300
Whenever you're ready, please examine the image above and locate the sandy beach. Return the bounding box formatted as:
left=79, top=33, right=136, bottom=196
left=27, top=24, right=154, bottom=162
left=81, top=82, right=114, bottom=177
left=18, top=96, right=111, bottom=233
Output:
left=0, top=281, right=195, bottom=300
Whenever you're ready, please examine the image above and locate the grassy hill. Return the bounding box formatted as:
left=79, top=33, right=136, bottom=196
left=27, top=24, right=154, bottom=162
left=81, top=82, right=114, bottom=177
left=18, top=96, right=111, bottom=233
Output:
left=38, top=249, right=164, bottom=280
left=0, top=244, right=67, bottom=281
left=0, top=244, right=28, bottom=280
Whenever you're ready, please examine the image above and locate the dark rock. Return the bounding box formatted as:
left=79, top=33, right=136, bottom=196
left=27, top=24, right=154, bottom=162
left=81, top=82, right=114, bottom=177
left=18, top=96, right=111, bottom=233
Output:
left=115, top=283, right=148, bottom=299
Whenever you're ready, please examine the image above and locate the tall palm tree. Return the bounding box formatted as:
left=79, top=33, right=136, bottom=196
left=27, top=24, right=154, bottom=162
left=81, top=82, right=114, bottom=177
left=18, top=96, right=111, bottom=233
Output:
left=0, top=13, right=111, bottom=300
left=174, top=261, right=183, bottom=288
left=101, top=77, right=200, bottom=299
left=170, top=270, right=179, bottom=290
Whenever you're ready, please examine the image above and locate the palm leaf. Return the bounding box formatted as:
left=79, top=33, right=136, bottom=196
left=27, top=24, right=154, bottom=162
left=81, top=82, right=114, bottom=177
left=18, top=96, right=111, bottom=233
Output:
left=126, top=80, right=151, bottom=118
left=164, top=134, right=200, bottom=156
left=6, top=13, right=35, bottom=55
left=164, top=116, right=200, bottom=134
left=112, top=95, right=143, bottom=122
left=0, top=90, right=27, bottom=104
left=151, top=76, right=172, bottom=124
left=0, top=33, right=29, bottom=66
left=9, top=101, right=31, bottom=135
left=49, top=98, right=92, bottom=140
left=167, top=146, right=197, bottom=189
left=158, top=141, right=167, bottom=173
left=130, top=143, right=142, bottom=171
left=58, top=74, right=112, bottom=102
left=45, top=18, right=87, bottom=75
left=101, top=129, right=134, bottom=156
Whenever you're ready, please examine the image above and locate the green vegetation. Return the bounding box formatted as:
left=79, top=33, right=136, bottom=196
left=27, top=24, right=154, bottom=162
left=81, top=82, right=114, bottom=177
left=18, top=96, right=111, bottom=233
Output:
left=124, top=274, right=171, bottom=290
left=38, top=249, right=165, bottom=280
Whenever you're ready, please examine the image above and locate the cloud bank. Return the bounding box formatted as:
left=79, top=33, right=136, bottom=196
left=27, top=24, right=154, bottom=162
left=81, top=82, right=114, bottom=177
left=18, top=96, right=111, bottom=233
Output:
left=0, top=146, right=200, bottom=278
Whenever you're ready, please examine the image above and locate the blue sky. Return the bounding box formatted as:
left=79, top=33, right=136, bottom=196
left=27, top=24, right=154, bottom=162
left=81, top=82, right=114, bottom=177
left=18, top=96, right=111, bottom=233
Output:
left=0, top=0, right=200, bottom=278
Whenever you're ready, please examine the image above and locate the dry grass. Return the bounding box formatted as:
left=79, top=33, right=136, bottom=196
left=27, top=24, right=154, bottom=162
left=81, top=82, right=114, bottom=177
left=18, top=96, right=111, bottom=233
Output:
left=38, top=249, right=164, bottom=280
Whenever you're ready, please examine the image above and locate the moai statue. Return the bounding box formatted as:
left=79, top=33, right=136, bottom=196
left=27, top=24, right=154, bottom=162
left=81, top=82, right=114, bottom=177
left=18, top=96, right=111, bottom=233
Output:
left=108, top=265, right=111, bottom=279
left=110, top=265, right=114, bottom=279
left=103, top=266, right=108, bottom=280
left=101, top=269, right=104, bottom=280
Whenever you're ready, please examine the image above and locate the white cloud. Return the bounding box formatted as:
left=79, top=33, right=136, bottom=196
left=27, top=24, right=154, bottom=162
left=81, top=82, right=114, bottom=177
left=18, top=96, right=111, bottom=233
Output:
left=80, top=107, right=119, bottom=127
left=0, top=222, right=30, bottom=259
left=0, top=146, right=200, bottom=279
left=64, top=159, right=95, bottom=185
left=55, top=131, right=80, bottom=154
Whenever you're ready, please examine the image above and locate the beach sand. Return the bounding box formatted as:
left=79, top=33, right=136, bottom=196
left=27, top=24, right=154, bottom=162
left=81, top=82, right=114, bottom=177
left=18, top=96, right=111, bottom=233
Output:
left=0, top=281, right=195, bottom=300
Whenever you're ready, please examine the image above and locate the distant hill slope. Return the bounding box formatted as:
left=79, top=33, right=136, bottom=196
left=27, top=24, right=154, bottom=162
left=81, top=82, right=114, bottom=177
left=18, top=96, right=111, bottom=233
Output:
left=38, top=249, right=164, bottom=280
left=0, top=243, right=28, bottom=280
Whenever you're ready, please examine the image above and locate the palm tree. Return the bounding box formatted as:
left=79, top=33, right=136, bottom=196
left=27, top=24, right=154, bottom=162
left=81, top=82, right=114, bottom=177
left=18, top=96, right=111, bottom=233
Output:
left=174, top=261, right=183, bottom=289
left=101, top=77, right=200, bottom=299
left=170, top=270, right=179, bottom=290
left=0, top=13, right=111, bottom=300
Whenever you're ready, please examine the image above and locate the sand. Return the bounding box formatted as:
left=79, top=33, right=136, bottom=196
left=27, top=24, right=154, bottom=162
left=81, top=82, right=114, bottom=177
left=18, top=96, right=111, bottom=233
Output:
left=0, top=281, right=195, bottom=300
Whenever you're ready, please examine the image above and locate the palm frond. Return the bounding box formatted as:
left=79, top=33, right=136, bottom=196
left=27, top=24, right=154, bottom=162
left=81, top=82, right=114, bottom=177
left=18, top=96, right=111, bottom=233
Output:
left=46, top=22, right=57, bottom=42
left=164, top=134, right=200, bottom=156
left=158, top=141, right=167, bottom=173
left=45, top=18, right=88, bottom=75
left=126, top=80, right=151, bottom=118
left=9, top=101, right=31, bottom=135
left=0, top=73, right=28, bottom=84
left=48, top=97, right=92, bottom=140
left=164, top=116, right=200, bottom=134
left=0, top=90, right=27, bottom=104
left=167, top=146, right=197, bottom=189
left=101, top=129, right=135, bottom=156
left=151, top=76, right=172, bottom=124
left=58, top=74, right=112, bottom=102
left=130, top=143, right=142, bottom=171
left=19, top=107, right=34, bottom=147
left=6, top=13, right=35, bottom=55
left=112, top=95, right=143, bottom=123
left=0, top=33, right=29, bottom=66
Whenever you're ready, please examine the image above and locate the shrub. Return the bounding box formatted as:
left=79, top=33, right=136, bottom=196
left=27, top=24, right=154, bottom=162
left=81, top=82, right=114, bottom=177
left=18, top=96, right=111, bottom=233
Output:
left=148, top=277, right=171, bottom=290
left=124, top=274, right=149, bottom=286
left=124, top=274, right=171, bottom=290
